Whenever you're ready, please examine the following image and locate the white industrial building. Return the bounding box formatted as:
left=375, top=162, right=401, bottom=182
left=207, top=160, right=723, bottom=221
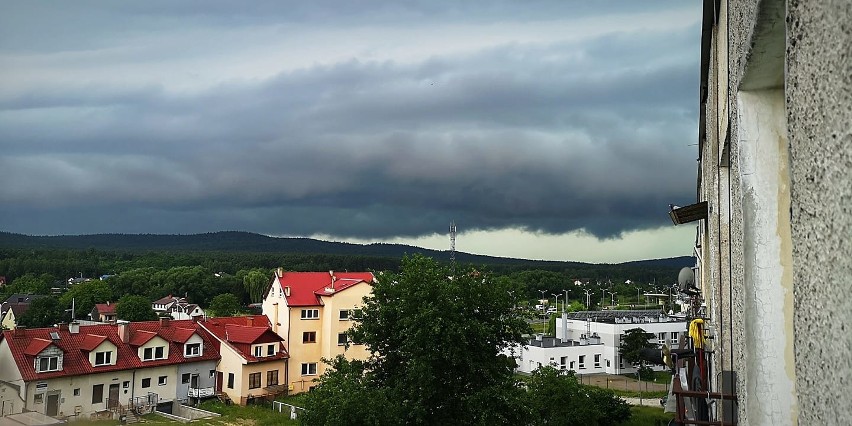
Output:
left=507, top=310, right=687, bottom=375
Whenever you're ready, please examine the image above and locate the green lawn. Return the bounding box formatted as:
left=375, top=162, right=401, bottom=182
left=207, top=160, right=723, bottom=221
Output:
left=66, top=400, right=302, bottom=426
left=622, top=405, right=675, bottom=426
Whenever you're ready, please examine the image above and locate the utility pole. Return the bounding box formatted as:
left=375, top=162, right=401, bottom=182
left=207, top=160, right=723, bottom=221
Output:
left=449, top=221, right=457, bottom=276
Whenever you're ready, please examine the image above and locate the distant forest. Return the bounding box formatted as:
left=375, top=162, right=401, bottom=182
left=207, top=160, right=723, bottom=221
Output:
left=0, top=231, right=693, bottom=309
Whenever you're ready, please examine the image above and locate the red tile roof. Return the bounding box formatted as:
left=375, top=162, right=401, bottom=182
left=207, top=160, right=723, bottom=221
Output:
left=270, top=271, right=374, bottom=306
left=79, top=334, right=108, bottom=351
left=198, top=315, right=288, bottom=363
left=1, top=319, right=219, bottom=382
left=129, top=330, right=158, bottom=346
left=24, top=339, right=53, bottom=356
left=93, top=303, right=116, bottom=315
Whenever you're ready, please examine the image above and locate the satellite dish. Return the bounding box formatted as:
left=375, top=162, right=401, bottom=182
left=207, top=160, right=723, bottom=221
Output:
left=677, top=267, right=696, bottom=294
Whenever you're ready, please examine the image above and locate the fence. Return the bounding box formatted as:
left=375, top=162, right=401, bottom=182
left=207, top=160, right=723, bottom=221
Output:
left=272, top=401, right=306, bottom=420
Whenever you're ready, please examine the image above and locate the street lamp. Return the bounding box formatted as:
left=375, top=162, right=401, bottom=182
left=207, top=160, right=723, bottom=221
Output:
left=563, top=289, right=569, bottom=313
left=583, top=289, right=592, bottom=309
left=552, top=294, right=562, bottom=314
left=606, top=291, right=617, bottom=308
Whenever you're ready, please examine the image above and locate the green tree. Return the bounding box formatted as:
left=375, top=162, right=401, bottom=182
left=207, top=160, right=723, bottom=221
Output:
left=586, top=386, right=632, bottom=426
left=546, top=313, right=557, bottom=336
left=300, top=356, right=398, bottom=426
left=18, top=297, right=64, bottom=327
left=243, top=269, right=269, bottom=304
left=526, top=367, right=601, bottom=425
left=619, top=327, right=655, bottom=367
left=60, top=280, right=112, bottom=320
left=305, top=254, right=530, bottom=425
left=115, top=295, right=158, bottom=321
left=207, top=293, right=243, bottom=317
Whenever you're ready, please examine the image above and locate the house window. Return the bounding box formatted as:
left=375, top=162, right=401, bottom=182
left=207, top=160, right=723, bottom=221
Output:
left=569, top=361, right=575, bottom=370
left=267, top=370, right=279, bottom=386
left=123, top=381, right=130, bottom=389
left=337, top=333, right=348, bottom=346
left=579, top=355, right=586, bottom=369
left=339, top=310, right=349, bottom=320
left=142, top=378, right=151, bottom=388
left=92, top=384, right=104, bottom=403
left=303, top=331, right=317, bottom=343
left=254, top=346, right=264, bottom=357
left=671, top=332, right=679, bottom=341
left=301, top=363, right=317, bottom=376
left=36, top=356, right=59, bottom=372
left=606, top=359, right=611, bottom=368
left=301, top=309, right=319, bottom=319
left=248, top=373, right=261, bottom=389
left=34, top=393, right=44, bottom=404
left=185, top=343, right=201, bottom=357
left=143, top=346, right=166, bottom=361
left=182, top=373, right=191, bottom=384
left=209, top=369, right=216, bottom=378
left=227, top=373, right=234, bottom=389
left=267, top=344, right=276, bottom=356
left=594, top=354, right=601, bottom=368
left=560, top=356, right=567, bottom=370
left=94, top=351, right=112, bottom=366
left=158, top=376, right=167, bottom=386
left=74, top=388, right=80, bottom=396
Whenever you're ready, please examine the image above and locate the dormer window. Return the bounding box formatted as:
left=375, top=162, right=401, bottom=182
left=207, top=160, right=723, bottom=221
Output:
left=36, top=356, right=59, bottom=372
left=254, top=346, right=263, bottom=357
left=143, top=346, right=165, bottom=361
left=94, top=351, right=112, bottom=366
left=267, top=344, right=276, bottom=356
left=185, top=343, right=201, bottom=357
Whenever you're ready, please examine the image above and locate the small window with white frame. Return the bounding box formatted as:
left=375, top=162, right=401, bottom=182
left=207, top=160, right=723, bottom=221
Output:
left=36, top=356, right=59, bottom=372
left=301, top=309, right=319, bottom=320
left=94, top=351, right=112, bottom=366
left=301, top=363, right=317, bottom=375
left=339, top=310, right=349, bottom=320
left=185, top=343, right=201, bottom=357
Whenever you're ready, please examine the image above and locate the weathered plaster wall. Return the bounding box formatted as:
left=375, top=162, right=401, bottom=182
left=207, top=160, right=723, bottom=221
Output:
left=786, top=1, right=852, bottom=423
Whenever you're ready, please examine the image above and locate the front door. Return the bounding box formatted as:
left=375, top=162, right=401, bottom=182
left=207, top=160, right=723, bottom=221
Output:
left=190, top=374, right=199, bottom=389
left=215, top=372, right=223, bottom=393
left=108, top=384, right=120, bottom=408
left=46, top=394, right=59, bottom=417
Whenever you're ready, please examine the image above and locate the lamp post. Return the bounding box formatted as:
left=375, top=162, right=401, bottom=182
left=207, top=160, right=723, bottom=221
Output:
left=552, top=294, right=562, bottom=314
left=563, top=289, right=569, bottom=313
left=583, top=289, right=592, bottom=309
left=606, top=291, right=617, bottom=308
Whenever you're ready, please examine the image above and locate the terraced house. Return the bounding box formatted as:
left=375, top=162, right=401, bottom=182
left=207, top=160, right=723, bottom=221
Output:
left=262, top=269, right=374, bottom=393
left=197, top=315, right=288, bottom=405
left=0, top=318, right=219, bottom=421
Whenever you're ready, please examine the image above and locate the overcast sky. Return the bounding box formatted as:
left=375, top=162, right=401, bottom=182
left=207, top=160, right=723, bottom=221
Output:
left=0, top=1, right=701, bottom=263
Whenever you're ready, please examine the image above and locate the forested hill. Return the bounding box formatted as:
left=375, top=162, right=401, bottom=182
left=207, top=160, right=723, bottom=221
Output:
left=0, top=230, right=692, bottom=270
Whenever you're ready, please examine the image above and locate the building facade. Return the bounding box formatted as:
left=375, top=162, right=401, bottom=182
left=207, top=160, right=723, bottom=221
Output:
left=262, top=269, right=374, bottom=393
left=0, top=319, right=219, bottom=420
left=670, top=1, right=851, bottom=424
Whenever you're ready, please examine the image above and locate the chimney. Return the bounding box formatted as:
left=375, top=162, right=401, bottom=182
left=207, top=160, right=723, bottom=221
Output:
left=69, top=321, right=80, bottom=334
left=117, top=320, right=131, bottom=343
left=106, top=301, right=110, bottom=306
left=58, top=323, right=68, bottom=331
left=160, top=317, right=170, bottom=327
left=329, top=271, right=336, bottom=289
left=247, top=316, right=254, bottom=327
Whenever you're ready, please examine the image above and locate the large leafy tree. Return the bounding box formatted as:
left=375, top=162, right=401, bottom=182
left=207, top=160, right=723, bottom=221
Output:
left=207, top=293, right=243, bottom=317
left=525, top=366, right=631, bottom=426
left=60, top=280, right=113, bottom=320
left=18, top=297, right=64, bottom=327
left=304, top=254, right=530, bottom=425
left=115, top=295, right=158, bottom=322
left=242, top=269, right=269, bottom=304
left=619, top=327, right=656, bottom=367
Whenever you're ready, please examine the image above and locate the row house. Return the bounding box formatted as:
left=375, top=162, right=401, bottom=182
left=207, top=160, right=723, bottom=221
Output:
left=262, top=269, right=374, bottom=393
left=0, top=318, right=218, bottom=421
left=197, top=315, right=288, bottom=405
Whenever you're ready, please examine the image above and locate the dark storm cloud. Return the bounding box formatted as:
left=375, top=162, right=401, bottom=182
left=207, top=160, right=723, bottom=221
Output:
left=0, top=1, right=701, bottom=239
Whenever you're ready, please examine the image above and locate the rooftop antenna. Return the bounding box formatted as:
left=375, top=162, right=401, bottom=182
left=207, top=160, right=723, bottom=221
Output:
left=449, top=221, right=457, bottom=275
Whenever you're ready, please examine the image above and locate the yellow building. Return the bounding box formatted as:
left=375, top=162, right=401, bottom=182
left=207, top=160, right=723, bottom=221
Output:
left=262, top=269, right=374, bottom=393
left=197, top=316, right=288, bottom=405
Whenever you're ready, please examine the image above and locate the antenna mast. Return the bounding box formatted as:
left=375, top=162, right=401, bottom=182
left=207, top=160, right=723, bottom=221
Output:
left=449, top=221, right=457, bottom=274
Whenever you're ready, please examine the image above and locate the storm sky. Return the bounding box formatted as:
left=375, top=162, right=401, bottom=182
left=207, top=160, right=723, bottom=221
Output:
left=0, top=1, right=701, bottom=262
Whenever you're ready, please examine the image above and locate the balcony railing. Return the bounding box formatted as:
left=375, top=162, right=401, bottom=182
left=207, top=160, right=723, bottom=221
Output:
left=188, top=387, right=215, bottom=398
